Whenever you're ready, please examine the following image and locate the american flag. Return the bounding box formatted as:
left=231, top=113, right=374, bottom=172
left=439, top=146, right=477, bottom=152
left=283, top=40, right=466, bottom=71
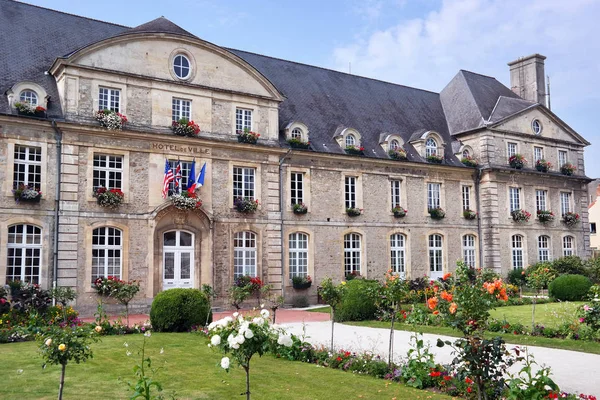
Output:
left=174, top=161, right=182, bottom=193
left=161, top=159, right=174, bottom=199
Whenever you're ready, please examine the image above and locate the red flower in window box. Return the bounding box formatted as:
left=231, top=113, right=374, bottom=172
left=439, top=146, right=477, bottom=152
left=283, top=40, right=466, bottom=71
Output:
left=171, top=118, right=200, bottom=137
left=93, top=187, right=124, bottom=209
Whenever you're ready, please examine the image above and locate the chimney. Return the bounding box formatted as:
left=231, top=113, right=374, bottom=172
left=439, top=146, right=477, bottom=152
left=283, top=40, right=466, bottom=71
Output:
left=507, top=54, right=547, bottom=104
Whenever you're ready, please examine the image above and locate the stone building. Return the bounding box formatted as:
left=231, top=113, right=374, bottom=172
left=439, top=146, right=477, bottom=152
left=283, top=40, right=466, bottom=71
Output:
left=588, top=180, right=600, bottom=256
left=0, top=1, right=592, bottom=314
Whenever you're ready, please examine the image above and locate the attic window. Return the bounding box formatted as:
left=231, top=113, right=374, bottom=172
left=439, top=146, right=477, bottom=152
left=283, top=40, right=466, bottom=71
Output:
left=425, top=138, right=438, bottom=157
left=19, top=90, right=38, bottom=106
left=462, top=149, right=470, bottom=158
left=532, top=119, right=542, bottom=135
left=291, top=128, right=303, bottom=139
left=345, top=134, right=356, bottom=147
left=173, top=54, right=191, bottom=80
left=390, top=139, right=400, bottom=150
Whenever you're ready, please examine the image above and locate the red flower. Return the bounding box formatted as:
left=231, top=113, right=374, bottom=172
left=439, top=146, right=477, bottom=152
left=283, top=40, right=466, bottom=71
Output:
left=428, top=370, right=441, bottom=377
left=336, top=357, right=342, bottom=362
left=467, top=387, right=473, bottom=393
left=465, top=377, right=473, bottom=384
left=443, top=375, right=451, bottom=381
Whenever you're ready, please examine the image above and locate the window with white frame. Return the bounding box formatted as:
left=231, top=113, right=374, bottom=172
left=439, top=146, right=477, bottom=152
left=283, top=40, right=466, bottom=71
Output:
left=343, top=233, right=361, bottom=275
left=345, top=176, right=357, bottom=209
left=509, top=187, right=521, bottom=212
left=462, top=149, right=470, bottom=158
left=428, top=234, right=443, bottom=274
left=19, top=90, right=38, bottom=106
left=425, top=138, right=437, bottom=157
left=98, top=87, right=120, bottom=112
left=390, top=233, right=406, bottom=275
left=462, top=234, right=476, bottom=267
left=511, top=235, right=524, bottom=269
left=6, top=224, right=42, bottom=284
left=592, top=223, right=597, bottom=234
left=345, top=134, right=356, bottom=147
left=289, top=232, right=308, bottom=279
left=558, top=150, right=568, bottom=167
left=390, top=180, right=402, bottom=208
left=173, top=54, right=191, bottom=79
left=291, top=128, right=303, bottom=139
left=538, top=235, right=551, bottom=262
left=233, top=231, right=257, bottom=278
left=390, top=139, right=400, bottom=150
left=91, top=227, right=122, bottom=282
left=290, top=172, right=304, bottom=205
left=13, top=145, right=42, bottom=190
left=167, top=160, right=192, bottom=195
left=427, top=182, right=441, bottom=210
left=507, top=142, right=517, bottom=158
left=560, top=192, right=572, bottom=217
left=563, top=236, right=575, bottom=256
left=233, top=167, right=256, bottom=200
left=235, top=108, right=252, bottom=132
left=93, top=154, right=123, bottom=190
left=534, top=147, right=544, bottom=162
left=535, top=189, right=547, bottom=212
left=462, top=185, right=471, bottom=211
left=172, top=98, right=191, bottom=122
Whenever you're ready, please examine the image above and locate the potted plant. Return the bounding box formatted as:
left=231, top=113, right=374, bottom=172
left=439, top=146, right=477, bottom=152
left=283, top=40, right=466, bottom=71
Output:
left=95, top=109, right=127, bottom=130
left=461, top=156, right=478, bottom=167
left=345, top=145, right=364, bottom=156
left=508, top=154, right=527, bottom=169
left=171, top=191, right=202, bottom=210
left=13, top=184, right=42, bottom=203
left=511, top=209, right=531, bottom=223
left=535, top=159, right=552, bottom=172
left=563, top=212, right=580, bottom=227
left=428, top=207, right=445, bottom=219
left=234, top=197, right=259, bottom=213
left=388, top=148, right=407, bottom=160
left=291, top=275, right=312, bottom=290
left=292, top=203, right=308, bottom=214
left=14, top=102, right=46, bottom=117
left=237, top=128, right=260, bottom=144
left=345, top=271, right=361, bottom=281
left=287, top=138, right=310, bottom=149
left=93, top=187, right=124, bottom=209
left=561, top=163, right=576, bottom=176
left=537, top=210, right=554, bottom=223
left=463, top=209, right=477, bottom=220
left=427, top=154, right=444, bottom=164
left=346, top=207, right=362, bottom=217
left=171, top=118, right=200, bottom=137
left=392, top=206, right=406, bottom=218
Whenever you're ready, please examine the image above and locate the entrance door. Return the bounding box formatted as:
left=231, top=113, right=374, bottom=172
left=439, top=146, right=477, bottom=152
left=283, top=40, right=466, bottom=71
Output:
left=163, top=230, right=194, bottom=290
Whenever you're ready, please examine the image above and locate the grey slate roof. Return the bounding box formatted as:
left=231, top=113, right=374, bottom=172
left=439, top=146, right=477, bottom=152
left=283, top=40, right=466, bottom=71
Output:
left=488, top=96, right=535, bottom=124
left=125, top=17, right=195, bottom=38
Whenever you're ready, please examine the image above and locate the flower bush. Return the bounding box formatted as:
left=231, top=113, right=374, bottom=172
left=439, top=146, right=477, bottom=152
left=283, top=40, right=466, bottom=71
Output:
left=427, top=154, right=444, bottom=164
left=563, top=211, right=580, bottom=227
left=346, top=207, right=362, bottom=217
left=561, top=162, right=576, bottom=176
left=96, top=109, right=127, bottom=130
left=511, top=209, right=531, bottom=223
left=344, top=145, right=364, bottom=155
left=392, top=206, right=407, bottom=218
left=292, top=202, right=308, bottom=214
left=428, top=207, right=445, bottom=219
left=461, top=155, right=478, bottom=167
left=291, top=275, right=312, bottom=289
left=388, top=148, right=407, bottom=160
left=509, top=154, right=527, bottom=169
left=13, top=184, right=42, bottom=202
left=535, top=159, right=552, bottom=172
left=578, top=285, right=600, bottom=331
left=234, top=197, right=259, bottom=213
left=171, top=191, right=202, bottom=210
left=537, top=209, right=555, bottom=223
left=171, top=118, right=200, bottom=137
left=14, top=102, right=46, bottom=116
left=93, top=187, right=124, bottom=208
left=237, top=128, right=260, bottom=144
left=93, top=276, right=140, bottom=326
left=287, top=138, right=310, bottom=149
left=463, top=209, right=477, bottom=220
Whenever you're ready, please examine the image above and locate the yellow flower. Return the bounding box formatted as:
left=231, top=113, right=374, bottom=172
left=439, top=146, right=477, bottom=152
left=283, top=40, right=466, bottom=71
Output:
left=94, top=325, right=102, bottom=333
left=341, top=281, right=346, bottom=285
left=58, top=344, right=66, bottom=352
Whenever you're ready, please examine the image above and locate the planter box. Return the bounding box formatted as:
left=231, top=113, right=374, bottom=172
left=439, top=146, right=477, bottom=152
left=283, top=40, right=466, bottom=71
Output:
left=292, top=281, right=312, bottom=290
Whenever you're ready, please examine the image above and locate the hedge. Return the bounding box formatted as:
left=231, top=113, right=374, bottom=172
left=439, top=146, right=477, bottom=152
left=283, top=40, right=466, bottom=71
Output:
left=548, top=274, right=593, bottom=301
left=150, top=288, right=212, bottom=332
left=334, top=279, right=380, bottom=322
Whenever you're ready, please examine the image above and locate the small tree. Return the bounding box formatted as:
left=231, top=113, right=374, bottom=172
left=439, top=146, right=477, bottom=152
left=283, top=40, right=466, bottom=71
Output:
left=50, top=287, right=77, bottom=325
left=228, top=285, right=251, bottom=310
left=202, top=284, right=215, bottom=326
left=115, top=281, right=141, bottom=327
left=317, top=277, right=346, bottom=352
left=526, top=264, right=557, bottom=330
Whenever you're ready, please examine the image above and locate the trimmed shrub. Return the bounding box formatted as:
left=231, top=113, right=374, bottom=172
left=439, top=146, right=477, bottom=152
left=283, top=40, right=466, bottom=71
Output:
left=548, top=274, right=593, bottom=301
left=291, top=295, right=309, bottom=308
left=585, top=257, right=600, bottom=283
left=334, top=279, right=380, bottom=322
left=552, top=256, right=587, bottom=276
left=506, top=267, right=527, bottom=287
left=150, top=288, right=212, bottom=332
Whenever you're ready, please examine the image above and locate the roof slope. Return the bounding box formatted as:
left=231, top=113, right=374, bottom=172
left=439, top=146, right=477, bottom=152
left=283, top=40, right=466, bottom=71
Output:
left=126, top=17, right=195, bottom=38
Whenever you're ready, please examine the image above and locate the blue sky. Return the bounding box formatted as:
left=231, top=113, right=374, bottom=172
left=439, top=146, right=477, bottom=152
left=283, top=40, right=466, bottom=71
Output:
left=26, top=0, right=600, bottom=177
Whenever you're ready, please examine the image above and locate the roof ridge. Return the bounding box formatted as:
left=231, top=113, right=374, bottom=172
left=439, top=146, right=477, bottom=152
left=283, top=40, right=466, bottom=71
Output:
left=457, top=70, right=486, bottom=122
left=228, top=47, right=441, bottom=96
left=8, top=0, right=130, bottom=29
left=458, top=68, right=499, bottom=81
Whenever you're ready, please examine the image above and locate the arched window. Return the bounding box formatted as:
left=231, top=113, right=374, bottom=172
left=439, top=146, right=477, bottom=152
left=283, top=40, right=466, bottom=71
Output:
left=234, top=231, right=257, bottom=278
left=19, top=90, right=38, bottom=106
left=345, top=134, right=356, bottom=147
left=173, top=54, right=191, bottom=79
left=538, top=235, right=550, bottom=262
left=563, top=236, right=575, bottom=256
left=92, top=227, right=122, bottom=282
left=6, top=224, right=42, bottom=284
left=428, top=234, right=443, bottom=279
left=163, top=230, right=194, bottom=289
left=390, top=139, right=400, bottom=151
left=462, top=149, right=470, bottom=158
left=291, top=128, right=303, bottom=140
left=343, top=233, right=361, bottom=275
left=511, top=235, right=524, bottom=269
left=462, top=234, right=476, bottom=267
left=289, top=232, right=308, bottom=279
left=532, top=119, right=542, bottom=135
left=390, top=233, right=406, bottom=276
left=425, top=138, right=437, bottom=157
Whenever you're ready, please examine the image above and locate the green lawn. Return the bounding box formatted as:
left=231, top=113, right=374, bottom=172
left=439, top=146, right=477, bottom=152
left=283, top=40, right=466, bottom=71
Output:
left=489, top=301, right=583, bottom=328
left=307, top=306, right=331, bottom=313
left=0, top=333, right=451, bottom=400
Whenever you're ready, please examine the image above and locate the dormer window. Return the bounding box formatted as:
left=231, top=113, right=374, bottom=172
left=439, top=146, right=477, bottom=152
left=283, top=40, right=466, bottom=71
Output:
left=173, top=54, right=191, bottom=80
left=19, top=90, right=38, bottom=106
left=462, top=149, right=470, bottom=158
left=390, top=139, right=400, bottom=150
left=346, top=134, right=356, bottom=147
left=425, top=138, right=438, bottom=157
left=291, top=128, right=303, bottom=139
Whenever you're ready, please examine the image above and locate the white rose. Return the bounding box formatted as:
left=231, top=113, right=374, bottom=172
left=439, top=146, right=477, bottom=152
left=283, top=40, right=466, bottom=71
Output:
left=278, top=334, right=293, bottom=348
left=208, top=322, right=217, bottom=330
left=45, top=338, right=52, bottom=346
left=233, top=312, right=239, bottom=318
left=211, top=335, right=221, bottom=346
left=220, top=357, right=230, bottom=369
left=260, top=309, right=270, bottom=319
left=244, top=329, right=254, bottom=339
left=224, top=317, right=233, bottom=324
left=231, top=342, right=240, bottom=350
left=252, top=317, right=264, bottom=325
left=236, top=335, right=245, bottom=345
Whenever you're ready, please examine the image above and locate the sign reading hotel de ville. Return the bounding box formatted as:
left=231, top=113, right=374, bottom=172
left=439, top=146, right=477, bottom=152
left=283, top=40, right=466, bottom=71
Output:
left=152, top=142, right=211, bottom=155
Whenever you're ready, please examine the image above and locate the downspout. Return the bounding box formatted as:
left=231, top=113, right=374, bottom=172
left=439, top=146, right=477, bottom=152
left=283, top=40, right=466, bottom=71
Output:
left=51, top=120, right=63, bottom=302
left=279, top=149, right=292, bottom=299
left=475, top=168, right=483, bottom=268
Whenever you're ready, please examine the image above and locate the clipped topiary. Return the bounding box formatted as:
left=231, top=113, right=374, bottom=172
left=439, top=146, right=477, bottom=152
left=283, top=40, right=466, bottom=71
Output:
left=150, top=288, right=212, bottom=332
left=548, top=274, right=593, bottom=301
left=334, top=279, right=380, bottom=322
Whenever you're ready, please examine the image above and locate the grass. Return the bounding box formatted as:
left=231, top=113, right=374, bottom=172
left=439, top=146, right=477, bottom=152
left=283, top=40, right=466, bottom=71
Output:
left=0, top=333, right=452, bottom=400
left=489, top=301, right=583, bottom=328
left=307, top=306, right=331, bottom=313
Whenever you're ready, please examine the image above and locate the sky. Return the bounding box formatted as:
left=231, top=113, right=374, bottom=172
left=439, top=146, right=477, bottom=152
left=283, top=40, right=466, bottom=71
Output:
left=24, top=0, right=600, bottom=177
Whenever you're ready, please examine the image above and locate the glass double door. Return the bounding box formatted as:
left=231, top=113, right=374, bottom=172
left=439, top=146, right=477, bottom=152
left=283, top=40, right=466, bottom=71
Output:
left=163, top=230, right=194, bottom=290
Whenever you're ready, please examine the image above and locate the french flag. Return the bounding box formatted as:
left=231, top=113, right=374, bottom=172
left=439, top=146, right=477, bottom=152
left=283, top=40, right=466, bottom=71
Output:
left=187, top=162, right=206, bottom=193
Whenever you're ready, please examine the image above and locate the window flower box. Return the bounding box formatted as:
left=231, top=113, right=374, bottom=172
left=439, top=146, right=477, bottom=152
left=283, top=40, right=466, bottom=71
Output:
left=96, top=109, right=127, bottom=130
left=13, top=184, right=42, bottom=203
left=560, top=163, right=576, bottom=176
left=508, top=154, right=527, bottom=169
left=511, top=209, right=531, bottom=223
left=346, top=207, right=362, bottom=217
left=461, top=156, right=478, bottom=167
left=291, top=275, right=312, bottom=290
left=94, top=187, right=124, bottom=209
left=563, top=212, right=580, bottom=227
left=171, top=118, right=200, bottom=137
left=234, top=197, right=259, bottom=213
left=287, top=138, right=310, bottom=149
left=345, top=271, right=361, bottom=281
left=14, top=102, right=46, bottom=117
left=535, top=159, right=552, bottom=172
left=427, top=154, right=444, bottom=164
left=537, top=210, right=555, bottom=223
left=292, top=203, right=308, bottom=214
left=463, top=209, right=477, bottom=220
left=237, top=128, right=260, bottom=144
left=345, top=145, right=364, bottom=156
left=388, top=148, right=407, bottom=160
left=171, top=191, right=202, bottom=210
left=392, top=206, right=407, bottom=218
left=428, top=207, right=445, bottom=219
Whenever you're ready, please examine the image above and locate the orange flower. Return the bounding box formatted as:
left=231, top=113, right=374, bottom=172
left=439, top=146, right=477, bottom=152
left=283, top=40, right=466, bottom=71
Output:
left=427, top=297, right=438, bottom=310
left=433, top=286, right=439, bottom=293
left=440, top=291, right=453, bottom=302
left=433, top=310, right=439, bottom=315
left=449, top=302, right=457, bottom=314
left=442, top=272, right=452, bottom=280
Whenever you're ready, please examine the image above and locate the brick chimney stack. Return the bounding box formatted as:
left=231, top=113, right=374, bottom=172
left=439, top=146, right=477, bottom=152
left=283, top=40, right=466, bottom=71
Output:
left=508, top=54, right=547, bottom=105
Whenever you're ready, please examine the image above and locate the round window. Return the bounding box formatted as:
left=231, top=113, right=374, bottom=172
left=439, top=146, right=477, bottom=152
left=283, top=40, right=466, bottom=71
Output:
left=291, top=128, right=303, bottom=139
left=173, top=54, right=191, bottom=80
left=532, top=119, right=542, bottom=135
